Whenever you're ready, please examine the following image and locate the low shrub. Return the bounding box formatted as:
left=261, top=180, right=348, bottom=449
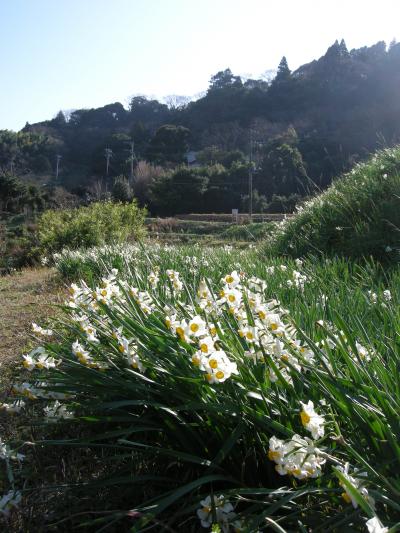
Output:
left=266, top=146, right=400, bottom=260
left=37, top=200, right=146, bottom=254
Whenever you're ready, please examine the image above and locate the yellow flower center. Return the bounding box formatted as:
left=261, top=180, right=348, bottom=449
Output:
left=271, top=323, right=278, bottom=331
left=165, top=318, right=171, bottom=328
left=258, top=311, right=266, bottom=320
left=228, top=294, right=236, bottom=303
left=192, top=355, right=200, bottom=366
left=200, top=343, right=209, bottom=353
left=23, top=361, right=30, bottom=368
left=118, top=344, right=125, bottom=353
left=205, top=373, right=212, bottom=381
left=342, top=492, right=352, bottom=504
left=246, top=331, right=254, bottom=340
left=215, top=370, right=224, bottom=380
left=268, top=450, right=280, bottom=461
left=209, top=359, right=218, bottom=369
left=101, top=289, right=107, bottom=297
left=210, top=327, right=217, bottom=336
left=190, top=323, right=199, bottom=333
left=226, top=275, right=234, bottom=284
left=300, top=411, right=311, bottom=426
left=176, top=326, right=184, bottom=338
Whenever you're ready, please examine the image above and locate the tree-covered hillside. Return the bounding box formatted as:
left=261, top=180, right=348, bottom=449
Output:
left=2, top=39, right=400, bottom=212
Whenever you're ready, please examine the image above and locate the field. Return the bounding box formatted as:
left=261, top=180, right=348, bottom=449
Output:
left=145, top=216, right=278, bottom=245
left=1, top=238, right=399, bottom=532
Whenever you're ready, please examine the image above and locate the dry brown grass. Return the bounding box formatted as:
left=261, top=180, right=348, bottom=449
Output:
left=0, top=268, right=62, bottom=366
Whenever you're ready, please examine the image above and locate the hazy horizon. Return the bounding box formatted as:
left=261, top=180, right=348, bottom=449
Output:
left=1, top=0, right=400, bottom=131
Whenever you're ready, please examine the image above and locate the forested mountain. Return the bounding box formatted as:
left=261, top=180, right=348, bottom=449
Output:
left=2, top=39, right=400, bottom=213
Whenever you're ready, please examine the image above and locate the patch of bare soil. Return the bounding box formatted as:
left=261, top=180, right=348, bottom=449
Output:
left=0, top=268, right=62, bottom=365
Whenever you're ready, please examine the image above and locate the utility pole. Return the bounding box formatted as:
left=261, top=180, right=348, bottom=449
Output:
left=55, top=154, right=62, bottom=181
left=104, top=148, right=113, bottom=176
left=129, top=140, right=135, bottom=182
left=248, top=130, right=253, bottom=221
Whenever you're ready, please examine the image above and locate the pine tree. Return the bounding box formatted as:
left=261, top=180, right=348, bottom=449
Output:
left=339, top=39, right=349, bottom=57
left=275, top=56, right=291, bottom=82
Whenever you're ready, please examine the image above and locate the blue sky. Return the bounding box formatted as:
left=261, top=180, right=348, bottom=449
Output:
left=1, top=0, right=400, bottom=131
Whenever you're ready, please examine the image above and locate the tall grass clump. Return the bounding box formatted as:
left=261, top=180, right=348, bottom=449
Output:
left=37, top=200, right=146, bottom=254
left=3, top=244, right=400, bottom=531
left=266, top=146, right=400, bottom=260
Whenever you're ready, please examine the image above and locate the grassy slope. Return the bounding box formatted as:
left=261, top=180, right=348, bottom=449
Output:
left=267, top=146, right=400, bottom=259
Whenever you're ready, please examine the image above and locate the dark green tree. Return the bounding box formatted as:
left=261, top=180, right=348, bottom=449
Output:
left=208, top=69, right=243, bottom=91
left=0, top=174, right=27, bottom=211
left=112, top=176, right=133, bottom=202
left=274, top=56, right=291, bottom=83
left=151, top=167, right=208, bottom=215
left=259, top=130, right=308, bottom=198
left=146, top=125, right=190, bottom=165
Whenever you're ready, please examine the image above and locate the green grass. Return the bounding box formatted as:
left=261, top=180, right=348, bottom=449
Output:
left=267, top=146, right=400, bottom=261
left=2, top=243, right=399, bottom=531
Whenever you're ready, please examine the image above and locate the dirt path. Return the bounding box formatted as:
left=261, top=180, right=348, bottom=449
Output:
left=0, top=268, right=62, bottom=364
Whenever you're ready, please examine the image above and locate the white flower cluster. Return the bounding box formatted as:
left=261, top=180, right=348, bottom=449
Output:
left=316, top=320, right=375, bottom=363
left=268, top=401, right=326, bottom=480
left=167, top=312, right=238, bottom=384
left=166, top=269, right=184, bottom=295
left=337, top=463, right=375, bottom=509
left=366, top=517, right=388, bottom=533
left=44, top=400, right=74, bottom=421
left=67, top=270, right=120, bottom=310
left=148, top=270, right=159, bottom=288
left=268, top=434, right=326, bottom=480
left=231, top=272, right=315, bottom=384
left=53, top=243, right=141, bottom=266
left=32, top=322, right=53, bottom=336
left=0, top=438, right=24, bottom=462
left=13, top=381, right=69, bottom=401
left=0, top=490, right=22, bottom=517
left=113, top=331, right=144, bottom=372
left=0, top=400, right=25, bottom=414
left=197, top=494, right=236, bottom=531
left=71, top=340, right=108, bottom=370
left=22, top=347, right=57, bottom=371
left=287, top=269, right=308, bottom=290
left=300, top=400, right=325, bottom=439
